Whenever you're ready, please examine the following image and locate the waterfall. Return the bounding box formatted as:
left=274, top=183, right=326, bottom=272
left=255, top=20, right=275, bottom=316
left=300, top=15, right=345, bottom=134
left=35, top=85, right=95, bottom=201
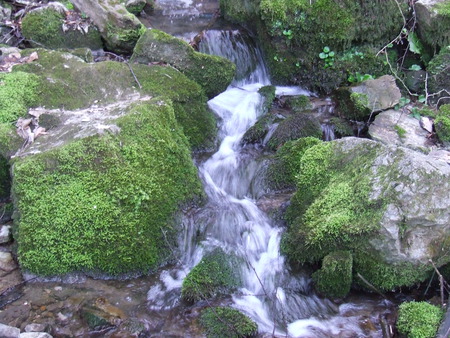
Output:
left=147, top=29, right=386, bottom=336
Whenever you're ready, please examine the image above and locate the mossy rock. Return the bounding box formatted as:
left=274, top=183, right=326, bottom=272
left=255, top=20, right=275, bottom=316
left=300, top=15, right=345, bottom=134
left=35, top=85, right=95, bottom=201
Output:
left=21, top=5, right=103, bottom=50
left=0, top=155, right=10, bottom=199
left=219, top=0, right=258, bottom=24
left=396, top=301, right=444, bottom=338
left=267, top=113, right=322, bottom=150
left=312, top=250, right=352, bottom=299
left=285, top=95, right=312, bottom=113
left=258, top=85, right=276, bottom=114
left=428, top=46, right=450, bottom=106
left=266, top=137, right=321, bottom=191
left=13, top=99, right=203, bottom=276
left=329, top=117, right=354, bottom=137
left=13, top=49, right=216, bottom=150
left=181, top=249, right=241, bottom=303
left=435, top=104, right=450, bottom=143
left=416, top=0, right=450, bottom=50
left=199, top=307, right=258, bottom=338
left=131, top=28, right=236, bottom=98
left=282, top=137, right=450, bottom=291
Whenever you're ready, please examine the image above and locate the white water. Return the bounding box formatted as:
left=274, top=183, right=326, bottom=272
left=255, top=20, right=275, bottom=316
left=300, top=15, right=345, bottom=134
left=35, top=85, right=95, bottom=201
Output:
left=147, top=29, right=388, bottom=336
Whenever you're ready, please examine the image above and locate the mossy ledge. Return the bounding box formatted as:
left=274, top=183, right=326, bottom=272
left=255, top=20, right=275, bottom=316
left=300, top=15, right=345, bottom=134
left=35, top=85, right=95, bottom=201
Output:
left=13, top=99, right=203, bottom=276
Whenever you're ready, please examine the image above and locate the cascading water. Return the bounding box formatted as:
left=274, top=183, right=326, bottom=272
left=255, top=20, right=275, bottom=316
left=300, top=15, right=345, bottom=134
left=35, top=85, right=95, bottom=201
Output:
left=147, top=29, right=391, bottom=336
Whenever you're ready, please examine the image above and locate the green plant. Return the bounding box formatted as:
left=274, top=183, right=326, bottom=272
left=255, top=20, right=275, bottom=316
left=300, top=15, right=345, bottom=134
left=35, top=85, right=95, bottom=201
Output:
left=394, top=97, right=411, bottom=110
left=319, top=46, right=335, bottom=68
left=347, top=72, right=374, bottom=83
left=199, top=307, right=258, bottom=338
left=397, top=302, right=444, bottom=338
left=435, top=104, right=450, bottom=143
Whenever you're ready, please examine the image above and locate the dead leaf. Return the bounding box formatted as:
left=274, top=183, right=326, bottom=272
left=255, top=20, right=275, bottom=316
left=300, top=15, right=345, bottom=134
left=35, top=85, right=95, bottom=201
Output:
left=420, top=116, right=433, bottom=134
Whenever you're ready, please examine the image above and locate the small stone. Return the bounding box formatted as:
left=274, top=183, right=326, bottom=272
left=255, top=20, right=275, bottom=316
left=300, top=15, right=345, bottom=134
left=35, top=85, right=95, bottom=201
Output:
left=24, top=323, right=47, bottom=332
left=0, top=251, right=15, bottom=271
left=56, top=312, right=68, bottom=323
left=0, top=224, right=12, bottom=244
left=0, top=322, right=20, bottom=338
left=54, top=286, right=62, bottom=291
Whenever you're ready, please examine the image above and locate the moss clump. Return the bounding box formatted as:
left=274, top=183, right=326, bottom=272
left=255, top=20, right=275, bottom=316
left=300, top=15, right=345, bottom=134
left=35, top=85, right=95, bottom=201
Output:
left=282, top=140, right=384, bottom=264
left=181, top=249, right=241, bottom=303
left=0, top=71, right=39, bottom=124
left=285, top=95, right=312, bottom=113
left=267, top=113, right=322, bottom=150
left=21, top=7, right=103, bottom=50
left=0, top=124, right=23, bottom=158
left=258, top=85, right=276, bottom=114
left=131, top=29, right=236, bottom=98
left=14, top=99, right=203, bottom=276
left=219, top=0, right=258, bottom=24
left=312, top=251, right=353, bottom=298
left=435, top=104, right=450, bottom=143
left=427, top=46, right=450, bottom=106
left=15, top=49, right=216, bottom=150
left=394, top=125, right=407, bottom=139
left=329, top=117, right=353, bottom=137
left=397, top=302, right=444, bottom=338
left=200, top=307, right=258, bottom=338
left=105, top=22, right=146, bottom=54
left=0, top=156, right=10, bottom=199
left=267, top=137, right=321, bottom=190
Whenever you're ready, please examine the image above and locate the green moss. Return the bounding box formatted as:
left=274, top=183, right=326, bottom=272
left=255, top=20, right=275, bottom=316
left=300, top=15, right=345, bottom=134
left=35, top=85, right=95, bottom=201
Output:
left=14, top=99, right=203, bottom=276
left=397, top=302, right=444, bottom=338
left=21, top=7, right=102, bottom=50
left=181, top=249, right=241, bottom=303
left=329, top=117, right=353, bottom=137
left=14, top=49, right=216, bottom=150
left=267, top=113, right=322, bottom=150
left=282, top=141, right=384, bottom=264
left=435, top=104, right=450, bottom=143
left=394, top=125, right=407, bottom=139
left=258, top=85, right=276, bottom=114
left=312, top=251, right=352, bottom=298
left=428, top=46, right=450, bottom=106
left=0, top=123, right=23, bottom=158
left=436, top=2, right=450, bottom=17
left=219, top=0, right=257, bottom=24
left=0, top=71, right=39, bottom=124
left=285, top=95, right=312, bottom=113
left=0, top=155, right=10, bottom=199
left=200, top=307, right=258, bottom=338
left=267, top=137, right=321, bottom=191
left=105, top=23, right=145, bottom=53
left=353, top=251, right=432, bottom=291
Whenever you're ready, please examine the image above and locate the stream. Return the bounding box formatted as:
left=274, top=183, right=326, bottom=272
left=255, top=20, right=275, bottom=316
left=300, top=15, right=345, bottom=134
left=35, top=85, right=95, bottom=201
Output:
left=0, top=1, right=399, bottom=337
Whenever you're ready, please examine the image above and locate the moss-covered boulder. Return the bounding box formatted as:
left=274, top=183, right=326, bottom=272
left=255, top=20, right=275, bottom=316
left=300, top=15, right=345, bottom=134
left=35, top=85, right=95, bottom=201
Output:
left=70, top=0, right=145, bottom=53
left=312, top=250, right=352, bottom=299
left=282, top=137, right=450, bottom=291
left=428, top=45, right=450, bottom=106
left=21, top=3, right=103, bottom=50
left=199, top=307, right=258, bottom=338
left=397, top=301, right=444, bottom=338
left=9, top=49, right=216, bottom=150
left=131, top=28, right=236, bottom=98
left=267, top=113, right=322, bottom=150
left=181, top=249, right=241, bottom=303
left=416, top=0, right=450, bottom=50
left=219, top=0, right=258, bottom=24
left=123, top=0, right=146, bottom=15
left=13, top=98, right=203, bottom=276
left=335, top=75, right=401, bottom=121
left=435, top=104, right=450, bottom=144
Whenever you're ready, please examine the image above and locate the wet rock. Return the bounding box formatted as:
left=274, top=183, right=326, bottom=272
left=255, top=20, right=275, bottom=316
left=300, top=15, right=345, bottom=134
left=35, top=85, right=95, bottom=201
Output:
left=335, top=75, right=401, bottom=121
left=80, top=297, right=125, bottom=330
left=416, top=0, right=450, bottom=50
left=19, top=333, right=53, bottom=338
left=70, top=0, right=144, bottom=53
left=0, top=323, right=20, bottom=338
left=0, top=224, right=11, bottom=243
left=0, top=304, right=31, bottom=329
left=131, top=28, right=236, bottom=98
left=21, top=3, right=103, bottom=50
left=0, top=251, right=15, bottom=271
left=369, top=109, right=433, bottom=152
left=125, top=0, right=146, bottom=15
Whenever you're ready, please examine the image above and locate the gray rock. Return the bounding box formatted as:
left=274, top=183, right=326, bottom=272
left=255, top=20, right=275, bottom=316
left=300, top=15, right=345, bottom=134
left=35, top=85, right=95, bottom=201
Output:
left=24, top=323, right=48, bottom=333
left=70, top=0, right=144, bottom=53
left=0, top=224, right=11, bottom=243
left=335, top=75, right=401, bottom=121
left=0, top=251, right=15, bottom=271
left=0, top=323, right=20, bottom=338
left=19, top=333, right=53, bottom=338
left=369, top=109, right=433, bottom=152
left=416, top=0, right=450, bottom=49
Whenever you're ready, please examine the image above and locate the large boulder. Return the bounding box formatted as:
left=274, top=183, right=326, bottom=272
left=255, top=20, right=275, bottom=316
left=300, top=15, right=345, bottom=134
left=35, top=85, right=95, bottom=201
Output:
left=0, top=50, right=217, bottom=276
left=283, top=137, right=450, bottom=291
left=131, top=29, right=236, bottom=98
left=428, top=45, right=450, bottom=106
left=70, top=0, right=145, bottom=53
left=21, top=3, right=103, bottom=50
left=415, top=0, right=450, bottom=50
left=335, top=75, right=401, bottom=121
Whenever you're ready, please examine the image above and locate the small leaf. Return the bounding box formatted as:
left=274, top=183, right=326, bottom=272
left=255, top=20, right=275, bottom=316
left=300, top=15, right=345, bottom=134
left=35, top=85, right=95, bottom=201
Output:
left=408, top=32, right=424, bottom=55
left=387, top=43, right=394, bottom=48
left=323, top=46, right=330, bottom=53
left=319, top=52, right=327, bottom=59
left=328, top=51, right=335, bottom=57
left=409, top=64, right=422, bottom=71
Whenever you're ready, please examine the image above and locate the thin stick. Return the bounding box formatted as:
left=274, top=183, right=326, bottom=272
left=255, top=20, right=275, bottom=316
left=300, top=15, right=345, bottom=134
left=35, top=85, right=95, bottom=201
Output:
left=357, top=273, right=388, bottom=299
left=103, top=52, right=142, bottom=89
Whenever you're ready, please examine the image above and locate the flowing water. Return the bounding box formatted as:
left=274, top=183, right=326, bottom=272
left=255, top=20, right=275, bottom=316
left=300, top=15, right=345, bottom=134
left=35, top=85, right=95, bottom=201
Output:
left=145, top=29, right=395, bottom=336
